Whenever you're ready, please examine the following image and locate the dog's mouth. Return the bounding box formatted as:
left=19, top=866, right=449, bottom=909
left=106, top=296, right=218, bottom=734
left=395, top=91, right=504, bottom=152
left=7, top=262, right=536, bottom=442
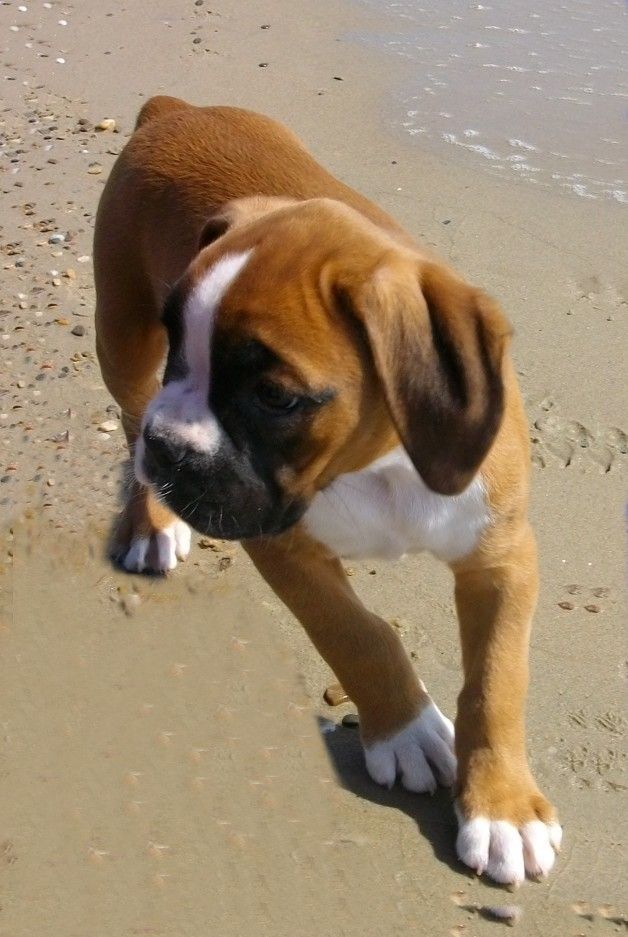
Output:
left=139, top=444, right=305, bottom=542
left=154, top=482, right=306, bottom=541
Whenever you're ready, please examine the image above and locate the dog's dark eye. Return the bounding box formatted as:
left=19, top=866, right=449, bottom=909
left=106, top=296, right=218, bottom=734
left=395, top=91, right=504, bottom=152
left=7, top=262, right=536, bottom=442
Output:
left=254, top=381, right=301, bottom=413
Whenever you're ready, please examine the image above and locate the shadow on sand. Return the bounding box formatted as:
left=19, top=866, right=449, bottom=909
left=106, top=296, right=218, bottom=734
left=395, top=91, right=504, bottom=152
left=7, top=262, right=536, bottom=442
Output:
left=319, top=716, right=465, bottom=877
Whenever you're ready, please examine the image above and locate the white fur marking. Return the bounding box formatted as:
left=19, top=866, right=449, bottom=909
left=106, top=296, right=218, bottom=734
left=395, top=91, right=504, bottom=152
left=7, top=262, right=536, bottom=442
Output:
left=184, top=252, right=251, bottom=383
left=134, top=434, right=149, bottom=486
left=521, top=820, right=556, bottom=878
left=122, top=520, right=191, bottom=574
left=123, top=536, right=149, bottom=573
left=137, top=250, right=252, bottom=470
left=548, top=822, right=562, bottom=852
left=304, top=447, right=490, bottom=563
left=364, top=701, right=456, bottom=794
left=456, top=815, right=491, bottom=874
left=488, top=821, right=526, bottom=884
left=456, top=808, right=562, bottom=884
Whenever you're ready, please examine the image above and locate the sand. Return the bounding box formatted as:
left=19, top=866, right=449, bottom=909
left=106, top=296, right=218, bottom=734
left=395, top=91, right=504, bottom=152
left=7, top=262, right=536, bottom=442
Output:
left=0, top=1, right=626, bottom=934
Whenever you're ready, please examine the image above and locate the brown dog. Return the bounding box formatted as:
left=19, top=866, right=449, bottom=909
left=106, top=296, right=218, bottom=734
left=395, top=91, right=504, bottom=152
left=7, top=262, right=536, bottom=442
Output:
left=94, top=96, right=561, bottom=885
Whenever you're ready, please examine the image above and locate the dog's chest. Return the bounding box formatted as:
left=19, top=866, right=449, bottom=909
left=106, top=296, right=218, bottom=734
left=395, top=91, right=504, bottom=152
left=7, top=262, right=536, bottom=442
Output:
left=303, top=447, right=490, bottom=563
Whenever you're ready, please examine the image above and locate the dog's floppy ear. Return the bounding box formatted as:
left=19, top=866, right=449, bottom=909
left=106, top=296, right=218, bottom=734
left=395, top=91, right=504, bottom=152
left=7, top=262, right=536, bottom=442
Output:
left=338, top=256, right=511, bottom=495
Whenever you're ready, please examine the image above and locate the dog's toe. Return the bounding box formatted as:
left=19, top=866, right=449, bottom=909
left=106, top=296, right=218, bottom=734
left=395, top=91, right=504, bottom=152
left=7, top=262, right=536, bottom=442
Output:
left=363, top=700, right=457, bottom=794
left=119, top=520, right=191, bottom=574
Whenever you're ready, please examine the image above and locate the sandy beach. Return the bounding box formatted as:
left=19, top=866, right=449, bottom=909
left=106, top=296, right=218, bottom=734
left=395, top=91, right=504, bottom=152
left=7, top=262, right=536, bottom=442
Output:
left=1, top=1, right=626, bottom=934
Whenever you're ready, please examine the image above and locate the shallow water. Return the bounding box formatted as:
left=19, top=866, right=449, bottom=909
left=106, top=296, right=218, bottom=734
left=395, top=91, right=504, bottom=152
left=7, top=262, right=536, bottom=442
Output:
left=357, top=0, right=627, bottom=203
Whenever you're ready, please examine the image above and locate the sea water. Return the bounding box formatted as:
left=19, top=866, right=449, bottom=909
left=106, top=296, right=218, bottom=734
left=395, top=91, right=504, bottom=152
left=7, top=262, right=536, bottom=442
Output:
left=356, top=0, right=627, bottom=203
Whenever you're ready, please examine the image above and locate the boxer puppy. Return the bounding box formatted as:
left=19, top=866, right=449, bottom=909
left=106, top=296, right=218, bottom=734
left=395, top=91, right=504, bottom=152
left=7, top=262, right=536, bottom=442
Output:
left=94, top=96, right=561, bottom=885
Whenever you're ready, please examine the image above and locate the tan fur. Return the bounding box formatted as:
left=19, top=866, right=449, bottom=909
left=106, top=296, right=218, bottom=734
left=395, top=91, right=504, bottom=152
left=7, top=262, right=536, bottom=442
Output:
left=243, top=528, right=429, bottom=743
left=94, top=97, right=557, bottom=848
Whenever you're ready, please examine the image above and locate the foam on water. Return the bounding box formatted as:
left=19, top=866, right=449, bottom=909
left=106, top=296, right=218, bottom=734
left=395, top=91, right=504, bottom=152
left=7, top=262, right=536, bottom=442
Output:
left=356, top=0, right=627, bottom=203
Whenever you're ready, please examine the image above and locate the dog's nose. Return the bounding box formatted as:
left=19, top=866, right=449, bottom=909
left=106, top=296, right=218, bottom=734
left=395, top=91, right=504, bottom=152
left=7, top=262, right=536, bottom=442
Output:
left=142, top=426, right=186, bottom=470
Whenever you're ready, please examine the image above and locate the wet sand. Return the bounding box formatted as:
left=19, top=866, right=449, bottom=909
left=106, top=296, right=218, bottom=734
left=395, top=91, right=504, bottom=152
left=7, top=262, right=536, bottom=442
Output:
left=1, top=0, right=626, bottom=934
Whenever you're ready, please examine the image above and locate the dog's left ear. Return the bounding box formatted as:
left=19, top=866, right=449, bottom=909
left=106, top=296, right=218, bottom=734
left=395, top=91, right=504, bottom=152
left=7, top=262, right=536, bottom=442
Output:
left=337, top=256, right=511, bottom=495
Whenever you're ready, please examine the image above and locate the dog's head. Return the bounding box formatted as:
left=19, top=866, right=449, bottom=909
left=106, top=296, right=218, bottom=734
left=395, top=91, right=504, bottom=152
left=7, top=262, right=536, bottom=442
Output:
left=136, top=198, right=510, bottom=539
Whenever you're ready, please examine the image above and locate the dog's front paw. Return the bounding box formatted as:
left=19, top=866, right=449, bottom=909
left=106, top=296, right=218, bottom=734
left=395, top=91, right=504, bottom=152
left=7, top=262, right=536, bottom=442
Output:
left=112, top=483, right=191, bottom=574
left=363, top=701, right=456, bottom=794
left=455, top=773, right=561, bottom=885
left=119, top=518, right=191, bottom=574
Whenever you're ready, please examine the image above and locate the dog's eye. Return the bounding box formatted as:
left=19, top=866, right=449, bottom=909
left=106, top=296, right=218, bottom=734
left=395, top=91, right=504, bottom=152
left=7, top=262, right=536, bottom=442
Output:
left=254, top=381, right=301, bottom=413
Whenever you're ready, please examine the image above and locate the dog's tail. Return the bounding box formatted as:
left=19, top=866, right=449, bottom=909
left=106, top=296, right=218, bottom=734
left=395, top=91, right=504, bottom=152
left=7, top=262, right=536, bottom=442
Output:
left=134, top=95, right=191, bottom=131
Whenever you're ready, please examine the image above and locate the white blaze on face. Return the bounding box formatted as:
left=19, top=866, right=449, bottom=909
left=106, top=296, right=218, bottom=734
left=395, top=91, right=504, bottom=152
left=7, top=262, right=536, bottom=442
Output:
left=135, top=250, right=253, bottom=482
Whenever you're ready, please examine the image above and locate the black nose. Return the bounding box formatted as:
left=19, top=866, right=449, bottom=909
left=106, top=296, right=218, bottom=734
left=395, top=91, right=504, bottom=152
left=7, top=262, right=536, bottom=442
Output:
left=143, top=426, right=187, bottom=470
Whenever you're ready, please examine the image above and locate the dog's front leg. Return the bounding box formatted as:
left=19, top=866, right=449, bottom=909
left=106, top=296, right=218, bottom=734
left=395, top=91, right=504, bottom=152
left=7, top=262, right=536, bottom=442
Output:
left=244, top=527, right=456, bottom=794
left=452, top=522, right=561, bottom=885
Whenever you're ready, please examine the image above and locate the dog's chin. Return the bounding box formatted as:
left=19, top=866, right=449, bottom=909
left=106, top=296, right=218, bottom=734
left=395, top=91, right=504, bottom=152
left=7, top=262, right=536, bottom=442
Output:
left=155, top=487, right=307, bottom=542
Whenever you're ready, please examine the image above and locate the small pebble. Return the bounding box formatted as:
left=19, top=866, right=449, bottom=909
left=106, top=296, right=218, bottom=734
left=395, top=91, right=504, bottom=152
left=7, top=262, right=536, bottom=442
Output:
left=341, top=713, right=360, bottom=728
left=558, top=601, right=574, bottom=610
left=584, top=604, right=600, bottom=613
left=56, top=58, right=66, bottom=65
left=98, top=420, right=118, bottom=433
left=71, top=324, right=85, bottom=336
left=480, top=905, right=523, bottom=927
left=48, top=233, right=65, bottom=244
left=95, top=118, right=116, bottom=132
left=324, top=683, right=349, bottom=706
left=87, top=164, right=102, bottom=175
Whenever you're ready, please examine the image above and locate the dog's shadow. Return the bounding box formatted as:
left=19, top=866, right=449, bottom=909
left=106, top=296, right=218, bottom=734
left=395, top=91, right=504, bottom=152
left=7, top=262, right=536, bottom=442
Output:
left=319, top=717, right=463, bottom=875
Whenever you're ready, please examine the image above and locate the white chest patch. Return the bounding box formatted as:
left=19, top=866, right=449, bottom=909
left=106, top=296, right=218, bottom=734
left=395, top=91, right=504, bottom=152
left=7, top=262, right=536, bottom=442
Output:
left=303, top=447, right=490, bottom=563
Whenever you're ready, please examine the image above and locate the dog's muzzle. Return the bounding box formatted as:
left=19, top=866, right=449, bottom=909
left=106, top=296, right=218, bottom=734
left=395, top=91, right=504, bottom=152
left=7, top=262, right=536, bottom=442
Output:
left=139, top=421, right=305, bottom=540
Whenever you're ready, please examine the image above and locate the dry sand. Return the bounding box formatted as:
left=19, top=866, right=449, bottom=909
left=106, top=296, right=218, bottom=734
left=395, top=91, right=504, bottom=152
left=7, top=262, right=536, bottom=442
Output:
left=0, top=1, right=626, bottom=934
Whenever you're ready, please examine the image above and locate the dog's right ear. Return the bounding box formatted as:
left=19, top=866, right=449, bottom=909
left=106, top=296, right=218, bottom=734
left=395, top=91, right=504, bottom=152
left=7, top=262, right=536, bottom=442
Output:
left=197, top=212, right=232, bottom=251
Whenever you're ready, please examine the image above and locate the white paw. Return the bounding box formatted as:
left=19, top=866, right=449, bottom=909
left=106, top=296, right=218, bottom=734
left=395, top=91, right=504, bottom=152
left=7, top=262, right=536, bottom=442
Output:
left=455, top=809, right=562, bottom=885
left=363, top=701, right=456, bottom=794
left=121, top=520, right=191, bottom=574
